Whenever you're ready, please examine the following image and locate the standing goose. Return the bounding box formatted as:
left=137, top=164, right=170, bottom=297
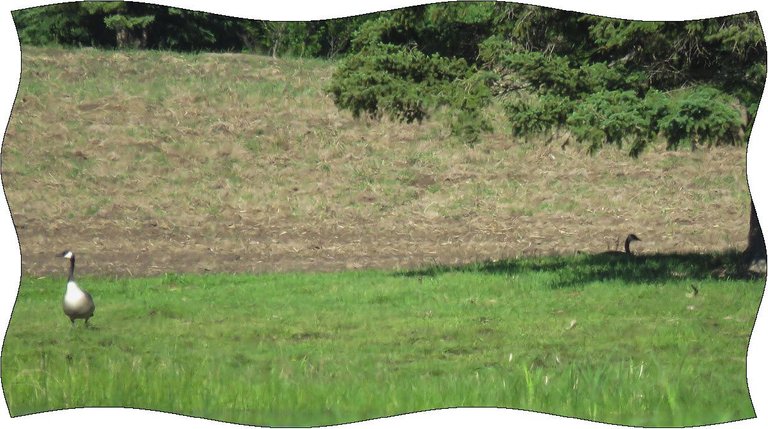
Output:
left=602, top=234, right=641, bottom=256
left=59, top=250, right=95, bottom=326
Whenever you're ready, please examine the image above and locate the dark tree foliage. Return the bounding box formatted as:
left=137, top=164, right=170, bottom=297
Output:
left=13, top=2, right=114, bottom=47
left=12, top=1, right=374, bottom=57
left=328, top=3, right=765, bottom=153
left=348, top=2, right=497, bottom=63
left=14, top=2, right=235, bottom=50
left=331, top=2, right=502, bottom=143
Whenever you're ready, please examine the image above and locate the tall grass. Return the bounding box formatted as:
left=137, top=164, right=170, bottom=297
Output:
left=2, top=253, right=761, bottom=427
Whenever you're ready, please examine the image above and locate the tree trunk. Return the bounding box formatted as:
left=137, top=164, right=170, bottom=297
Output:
left=744, top=199, right=766, bottom=272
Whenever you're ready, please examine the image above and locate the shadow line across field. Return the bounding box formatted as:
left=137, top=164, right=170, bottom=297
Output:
left=398, top=251, right=765, bottom=288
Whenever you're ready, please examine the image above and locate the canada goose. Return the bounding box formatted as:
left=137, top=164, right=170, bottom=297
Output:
left=602, top=234, right=641, bottom=256
left=59, top=250, right=95, bottom=326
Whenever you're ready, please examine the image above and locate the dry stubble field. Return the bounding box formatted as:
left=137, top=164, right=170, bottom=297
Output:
left=0, top=47, right=754, bottom=277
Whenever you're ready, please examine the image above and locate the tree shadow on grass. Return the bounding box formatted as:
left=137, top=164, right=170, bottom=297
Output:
left=397, top=250, right=765, bottom=289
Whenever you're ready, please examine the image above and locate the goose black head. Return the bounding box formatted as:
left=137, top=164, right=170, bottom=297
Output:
left=59, top=250, right=74, bottom=259
left=623, top=234, right=641, bottom=255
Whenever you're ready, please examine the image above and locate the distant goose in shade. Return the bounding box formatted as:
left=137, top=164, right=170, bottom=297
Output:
left=59, top=250, right=95, bottom=326
left=602, top=234, right=641, bottom=256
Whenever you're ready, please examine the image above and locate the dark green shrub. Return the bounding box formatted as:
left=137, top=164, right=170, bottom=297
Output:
left=503, top=94, right=574, bottom=137
left=567, top=90, right=652, bottom=155
left=445, top=71, right=495, bottom=145
left=490, top=51, right=580, bottom=97
left=327, top=43, right=473, bottom=123
left=327, top=42, right=494, bottom=143
left=658, top=87, right=743, bottom=150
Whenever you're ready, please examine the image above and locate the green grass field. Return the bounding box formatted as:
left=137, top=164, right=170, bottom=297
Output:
left=2, top=252, right=761, bottom=427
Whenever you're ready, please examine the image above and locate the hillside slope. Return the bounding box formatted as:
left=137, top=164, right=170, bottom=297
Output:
left=1, top=47, right=752, bottom=276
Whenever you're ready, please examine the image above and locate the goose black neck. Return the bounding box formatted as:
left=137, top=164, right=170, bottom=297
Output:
left=68, top=255, right=76, bottom=282
left=624, top=237, right=632, bottom=255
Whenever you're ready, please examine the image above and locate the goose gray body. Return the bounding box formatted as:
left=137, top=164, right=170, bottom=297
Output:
left=60, top=250, right=95, bottom=326
left=602, top=234, right=641, bottom=256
